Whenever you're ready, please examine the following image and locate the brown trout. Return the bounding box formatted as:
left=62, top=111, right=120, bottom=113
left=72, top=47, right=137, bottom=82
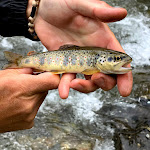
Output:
left=4, top=45, right=132, bottom=75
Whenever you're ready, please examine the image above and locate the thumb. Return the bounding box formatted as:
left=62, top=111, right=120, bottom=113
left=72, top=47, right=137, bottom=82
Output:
left=2, top=68, right=33, bottom=75
left=17, top=68, right=33, bottom=74
left=24, top=72, right=60, bottom=93
left=69, top=0, right=127, bottom=22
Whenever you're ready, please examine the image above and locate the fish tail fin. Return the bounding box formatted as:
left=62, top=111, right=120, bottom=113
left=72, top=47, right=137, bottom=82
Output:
left=3, top=51, right=22, bottom=69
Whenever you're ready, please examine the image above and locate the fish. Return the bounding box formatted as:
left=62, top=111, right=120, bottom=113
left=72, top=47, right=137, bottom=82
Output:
left=3, top=45, right=132, bottom=75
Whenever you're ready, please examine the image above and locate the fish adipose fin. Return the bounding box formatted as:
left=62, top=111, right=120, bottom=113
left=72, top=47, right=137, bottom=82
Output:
left=81, top=69, right=100, bottom=75
left=3, top=51, right=22, bottom=69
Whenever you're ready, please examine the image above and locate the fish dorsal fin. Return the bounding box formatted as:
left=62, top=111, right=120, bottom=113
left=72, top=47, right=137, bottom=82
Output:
left=27, top=51, right=37, bottom=56
left=58, top=45, right=110, bottom=51
left=58, top=44, right=80, bottom=50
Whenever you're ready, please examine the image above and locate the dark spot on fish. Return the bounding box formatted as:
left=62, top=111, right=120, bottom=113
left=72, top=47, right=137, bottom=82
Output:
left=95, top=54, right=100, bottom=60
left=39, top=57, right=45, bottom=65
left=114, top=57, right=116, bottom=62
left=117, top=57, right=120, bottom=60
left=108, top=57, right=113, bottom=62
left=25, top=59, right=30, bottom=64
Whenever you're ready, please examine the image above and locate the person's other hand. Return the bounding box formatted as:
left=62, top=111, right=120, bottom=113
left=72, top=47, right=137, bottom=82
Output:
left=31, top=0, right=132, bottom=98
left=0, top=68, right=59, bottom=132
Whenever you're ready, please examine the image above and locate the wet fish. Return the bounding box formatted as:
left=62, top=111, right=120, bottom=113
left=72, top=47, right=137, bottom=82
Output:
left=3, top=45, right=132, bottom=75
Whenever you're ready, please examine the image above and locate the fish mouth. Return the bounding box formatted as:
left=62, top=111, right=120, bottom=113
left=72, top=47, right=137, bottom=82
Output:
left=119, top=58, right=132, bottom=73
left=97, top=57, right=132, bottom=74
left=122, top=61, right=132, bottom=69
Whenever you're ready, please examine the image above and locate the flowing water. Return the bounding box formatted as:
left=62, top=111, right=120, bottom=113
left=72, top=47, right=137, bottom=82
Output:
left=0, top=0, right=150, bottom=149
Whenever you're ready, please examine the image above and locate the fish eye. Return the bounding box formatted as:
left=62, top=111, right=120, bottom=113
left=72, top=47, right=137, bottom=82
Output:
left=108, top=57, right=113, bottom=62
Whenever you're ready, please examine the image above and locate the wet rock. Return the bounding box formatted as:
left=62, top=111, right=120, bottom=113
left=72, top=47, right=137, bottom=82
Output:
left=139, top=95, right=150, bottom=106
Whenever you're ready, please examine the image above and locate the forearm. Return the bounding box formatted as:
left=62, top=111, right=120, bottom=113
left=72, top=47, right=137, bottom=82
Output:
left=0, top=0, right=33, bottom=39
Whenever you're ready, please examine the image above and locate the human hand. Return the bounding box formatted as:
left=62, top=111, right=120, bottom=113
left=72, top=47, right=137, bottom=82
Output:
left=0, top=68, right=59, bottom=132
left=30, top=0, right=132, bottom=98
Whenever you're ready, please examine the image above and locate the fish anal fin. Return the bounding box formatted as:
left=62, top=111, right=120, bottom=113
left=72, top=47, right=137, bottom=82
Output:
left=81, top=69, right=100, bottom=75
left=27, top=51, right=37, bottom=56
left=58, top=44, right=80, bottom=50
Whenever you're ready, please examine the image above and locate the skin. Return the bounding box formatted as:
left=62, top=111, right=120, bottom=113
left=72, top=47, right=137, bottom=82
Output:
left=0, top=68, right=59, bottom=132
left=29, top=0, right=133, bottom=99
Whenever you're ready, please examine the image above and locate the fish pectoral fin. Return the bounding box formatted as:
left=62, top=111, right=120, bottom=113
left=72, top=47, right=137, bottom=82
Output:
left=81, top=69, right=100, bottom=75
left=50, top=70, right=66, bottom=74
left=58, top=44, right=80, bottom=50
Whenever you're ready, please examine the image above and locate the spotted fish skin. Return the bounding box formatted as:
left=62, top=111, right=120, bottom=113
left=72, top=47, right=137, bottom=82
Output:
left=4, top=45, right=132, bottom=75
left=18, top=49, right=99, bottom=74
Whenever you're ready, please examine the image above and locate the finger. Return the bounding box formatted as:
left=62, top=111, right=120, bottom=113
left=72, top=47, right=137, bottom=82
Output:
left=58, top=73, right=76, bottom=99
left=23, top=72, right=60, bottom=93
left=117, top=71, right=133, bottom=97
left=2, top=68, right=33, bottom=75
left=70, top=0, right=127, bottom=22
left=70, top=78, right=98, bottom=93
left=91, top=73, right=116, bottom=91
left=18, top=68, right=33, bottom=74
